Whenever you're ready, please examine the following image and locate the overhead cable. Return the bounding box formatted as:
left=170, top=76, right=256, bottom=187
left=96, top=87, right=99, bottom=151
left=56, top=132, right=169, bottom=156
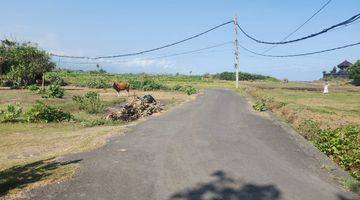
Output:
left=236, top=12, right=360, bottom=45
left=263, top=0, right=332, bottom=53
left=50, top=21, right=233, bottom=59
left=238, top=41, right=360, bottom=57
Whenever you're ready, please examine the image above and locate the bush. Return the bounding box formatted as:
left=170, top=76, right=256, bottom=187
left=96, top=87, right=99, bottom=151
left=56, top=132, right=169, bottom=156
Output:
left=0, top=39, right=55, bottom=85
left=348, top=60, right=360, bottom=85
left=42, top=84, right=64, bottom=98
left=73, top=91, right=104, bottom=114
left=46, top=73, right=67, bottom=86
left=252, top=97, right=274, bottom=112
left=27, top=84, right=40, bottom=92
left=172, top=85, right=197, bottom=95
left=25, top=101, right=72, bottom=123
left=300, top=120, right=360, bottom=181
left=253, top=100, right=268, bottom=111
left=87, top=80, right=109, bottom=88
left=184, top=86, right=197, bottom=95
left=313, top=126, right=360, bottom=180
left=0, top=103, right=22, bottom=122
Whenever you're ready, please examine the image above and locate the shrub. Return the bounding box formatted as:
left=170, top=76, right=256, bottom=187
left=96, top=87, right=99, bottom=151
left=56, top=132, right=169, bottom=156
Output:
left=73, top=91, right=104, bottom=114
left=183, top=86, right=197, bottom=95
left=313, top=126, right=360, bottom=180
left=0, top=39, right=55, bottom=85
left=128, top=79, right=142, bottom=89
left=0, top=103, right=22, bottom=122
left=172, top=84, right=182, bottom=91
left=252, top=97, right=273, bottom=112
left=171, top=85, right=197, bottom=95
left=86, top=80, right=109, bottom=88
left=43, top=84, right=64, bottom=98
left=28, top=84, right=40, bottom=92
left=46, top=73, right=67, bottom=86
left=348, top=60, right=360, bottom=86
left=253, top=100, right=268, bottom=111
left=25, top=101, right=72, bottom=123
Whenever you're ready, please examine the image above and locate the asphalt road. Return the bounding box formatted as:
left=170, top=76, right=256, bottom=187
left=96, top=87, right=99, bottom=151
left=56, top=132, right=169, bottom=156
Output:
left=27, top=89, right=357, bottom=200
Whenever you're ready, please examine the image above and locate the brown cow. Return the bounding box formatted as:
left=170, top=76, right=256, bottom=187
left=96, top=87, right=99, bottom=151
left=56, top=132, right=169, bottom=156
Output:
left=113, top=82, right=130, bottom=96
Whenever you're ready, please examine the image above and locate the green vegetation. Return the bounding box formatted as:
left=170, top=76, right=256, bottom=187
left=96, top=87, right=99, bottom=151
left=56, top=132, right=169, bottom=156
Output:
left=46, top=73, right=67, bottom=86
left=348, top=60, right=360, bottom=85
left=241, top=81, right=360, bottom=182
left=25, top=101, right=72, bottom=123
left=0, top=39, right=55, bottom=86
left=299, top=120, right=359, bottom=180
left=42, top=84, right=65, bottom=98
left=214, top=71, right=277, bottom=81
left=72, top=91, right=104, bottom=114
left=0, top=103, right=22, bottom=122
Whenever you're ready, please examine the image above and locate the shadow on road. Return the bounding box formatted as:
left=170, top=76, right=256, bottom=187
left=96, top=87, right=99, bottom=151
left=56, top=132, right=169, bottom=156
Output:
left=0, top=157, right=82, bottom=197
left=169, top=170, right=281, bottom=200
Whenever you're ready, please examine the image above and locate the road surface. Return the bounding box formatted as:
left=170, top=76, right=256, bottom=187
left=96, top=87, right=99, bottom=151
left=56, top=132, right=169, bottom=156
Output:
left=27, top=89, right=357, bottom=200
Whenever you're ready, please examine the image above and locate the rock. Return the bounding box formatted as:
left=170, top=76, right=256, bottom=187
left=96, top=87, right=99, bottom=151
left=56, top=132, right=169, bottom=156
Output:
left=141, top=94, right=156, bottom=103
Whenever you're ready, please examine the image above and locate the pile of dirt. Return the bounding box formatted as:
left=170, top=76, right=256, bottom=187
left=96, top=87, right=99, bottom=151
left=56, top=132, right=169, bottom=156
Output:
left=106, top=95, right=163, bottom=122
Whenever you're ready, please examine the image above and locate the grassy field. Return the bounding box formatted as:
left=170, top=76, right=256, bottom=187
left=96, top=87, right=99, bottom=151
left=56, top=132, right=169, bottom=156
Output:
left=1, top=72, right=359, bottom=197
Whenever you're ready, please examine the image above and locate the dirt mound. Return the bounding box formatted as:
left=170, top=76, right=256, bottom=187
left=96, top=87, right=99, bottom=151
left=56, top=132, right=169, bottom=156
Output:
left=106, top=95, right=163, bottom=122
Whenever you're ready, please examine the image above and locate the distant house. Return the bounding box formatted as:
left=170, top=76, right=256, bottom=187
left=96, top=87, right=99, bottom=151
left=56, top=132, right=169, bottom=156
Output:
left=323, top=60, right=353, bottom=79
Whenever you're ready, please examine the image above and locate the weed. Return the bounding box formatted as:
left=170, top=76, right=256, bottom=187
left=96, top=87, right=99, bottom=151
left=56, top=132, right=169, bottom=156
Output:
left=46, top=73, right=67, bottom=86
left=0, top=103, right=23, bottom=122
left=25, top=101, right=72, bottom=123
left=42, top=84, right=64, bottom=98
left=27, top=84, right=40, bottom=92
left=73, top=91, right=104, bottom=114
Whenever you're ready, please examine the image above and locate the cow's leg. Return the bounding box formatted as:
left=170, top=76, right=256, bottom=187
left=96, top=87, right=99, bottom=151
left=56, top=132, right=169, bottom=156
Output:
left=117, top=91, right=120, bottom=97
left=126, top=88, right=130, bottom=97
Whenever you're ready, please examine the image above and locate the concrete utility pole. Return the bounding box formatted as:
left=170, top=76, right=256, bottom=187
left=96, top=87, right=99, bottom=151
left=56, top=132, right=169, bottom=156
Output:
left=234, top=14, right=240, bottom=88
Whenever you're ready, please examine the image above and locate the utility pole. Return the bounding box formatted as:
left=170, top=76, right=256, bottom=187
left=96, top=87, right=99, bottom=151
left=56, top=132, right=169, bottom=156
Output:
left=234, top=14, right=240, bottom=88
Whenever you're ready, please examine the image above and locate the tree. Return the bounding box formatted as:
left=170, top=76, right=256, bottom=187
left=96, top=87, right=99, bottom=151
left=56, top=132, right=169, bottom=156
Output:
left=348, top=60, right=360, bottom=85
left=0, top=39, right=55, bottom=85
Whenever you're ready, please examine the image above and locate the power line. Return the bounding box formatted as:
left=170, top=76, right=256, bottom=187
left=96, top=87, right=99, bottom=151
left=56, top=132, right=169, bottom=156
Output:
left=50, top=21, right=233, bottom=60
left=58, top=41, right=232, bottom=65
left=238, top=41, right=360, bottom=57
left=263, top=0, right=332, bottom=53
left=236, top=12, right=360, bottom=45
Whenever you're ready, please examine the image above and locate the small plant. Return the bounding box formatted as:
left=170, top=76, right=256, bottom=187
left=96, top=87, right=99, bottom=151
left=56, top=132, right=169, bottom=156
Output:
left=0, top=103, right=23, bottom=122
left=172, top=85, right=197, bottom=95
left=172, top=84, right=182, bottom=91
left=42, top=84, right=64, bottom=98
left=46, top=73, right=67, bottom=86
left=25, top=101, right=72, bottom=123
left=253, top=100, right=267, bottom=111
left=183, top=85, right=197, bottom=95
left=80, top=119, right=106, bottom=127
left=27, top=84, right=40, bottom=92
left=73, top=91, right=104, bottom=114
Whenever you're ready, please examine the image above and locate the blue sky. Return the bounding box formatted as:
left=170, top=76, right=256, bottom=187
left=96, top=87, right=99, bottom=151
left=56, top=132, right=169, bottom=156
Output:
left=1, top=0, right=359, bottom=80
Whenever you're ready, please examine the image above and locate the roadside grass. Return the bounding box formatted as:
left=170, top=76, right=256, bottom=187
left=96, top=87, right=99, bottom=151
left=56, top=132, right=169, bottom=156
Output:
left=237, top=80, right=360, bottom=190
left=0, top=86, right=191, bottom=198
